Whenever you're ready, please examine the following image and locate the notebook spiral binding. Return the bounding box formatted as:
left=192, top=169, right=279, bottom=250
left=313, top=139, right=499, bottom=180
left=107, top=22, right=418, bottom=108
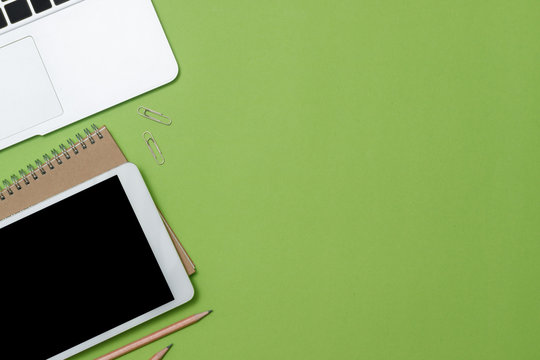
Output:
left=0, top=124, right=103, bottom=201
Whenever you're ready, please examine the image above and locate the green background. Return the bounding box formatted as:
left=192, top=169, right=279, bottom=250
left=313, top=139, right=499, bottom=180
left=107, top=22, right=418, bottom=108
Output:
left=1, top=0, right=539, bottom=359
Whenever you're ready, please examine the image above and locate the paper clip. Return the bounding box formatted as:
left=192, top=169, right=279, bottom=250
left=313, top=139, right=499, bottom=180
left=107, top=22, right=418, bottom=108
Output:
left=143, top=131, right=165, bottom=165
left=138, top=106, right=172, bottom=126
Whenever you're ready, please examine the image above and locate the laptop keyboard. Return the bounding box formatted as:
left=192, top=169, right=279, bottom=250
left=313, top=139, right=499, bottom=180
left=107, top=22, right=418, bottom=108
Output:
left=0, top=0, right=69, bottom=30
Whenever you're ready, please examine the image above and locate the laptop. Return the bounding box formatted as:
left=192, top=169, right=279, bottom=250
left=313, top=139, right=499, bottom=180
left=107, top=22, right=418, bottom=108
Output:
left=0, top=0, right=177, bottom=150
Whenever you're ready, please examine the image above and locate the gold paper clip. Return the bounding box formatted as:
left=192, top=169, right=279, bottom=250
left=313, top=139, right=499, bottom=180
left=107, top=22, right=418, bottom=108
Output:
left=143, top=131, right=165, bottom=165
left=138, top=106, right=172, bottom=126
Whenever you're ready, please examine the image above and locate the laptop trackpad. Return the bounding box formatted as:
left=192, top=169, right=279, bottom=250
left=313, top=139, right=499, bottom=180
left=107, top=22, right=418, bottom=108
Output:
left=0, top=37, right=63, bottom=140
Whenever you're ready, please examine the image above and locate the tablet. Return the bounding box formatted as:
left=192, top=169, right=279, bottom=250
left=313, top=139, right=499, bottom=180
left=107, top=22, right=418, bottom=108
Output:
left=0, top=163, right=194, bottom=360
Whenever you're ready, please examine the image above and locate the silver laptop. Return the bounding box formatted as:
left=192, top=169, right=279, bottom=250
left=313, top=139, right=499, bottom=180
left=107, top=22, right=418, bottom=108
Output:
left=0, top=0, right=177, bottom=150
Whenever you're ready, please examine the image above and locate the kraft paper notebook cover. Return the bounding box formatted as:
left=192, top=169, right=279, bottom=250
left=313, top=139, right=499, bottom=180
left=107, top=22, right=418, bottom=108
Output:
left=0, top=125, right=195, bottom=275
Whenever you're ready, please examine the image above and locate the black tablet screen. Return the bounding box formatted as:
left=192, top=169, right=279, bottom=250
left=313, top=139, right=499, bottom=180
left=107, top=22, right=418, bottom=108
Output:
left=0, top=176, right=174, bottom=359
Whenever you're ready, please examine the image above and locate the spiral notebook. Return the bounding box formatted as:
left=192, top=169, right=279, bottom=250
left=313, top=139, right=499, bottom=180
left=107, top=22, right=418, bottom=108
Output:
left=0, top=125, right=195, bottom=275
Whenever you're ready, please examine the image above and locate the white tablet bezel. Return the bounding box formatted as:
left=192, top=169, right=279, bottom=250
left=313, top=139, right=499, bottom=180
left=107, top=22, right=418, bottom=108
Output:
left=0, top=162, right=194, bottom=360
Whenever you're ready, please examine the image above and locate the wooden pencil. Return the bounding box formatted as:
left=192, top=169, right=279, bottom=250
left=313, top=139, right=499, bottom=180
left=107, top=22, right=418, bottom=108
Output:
left=95, top=310, right=213, bottom=360
left=149, top=344, right=173, bottom=360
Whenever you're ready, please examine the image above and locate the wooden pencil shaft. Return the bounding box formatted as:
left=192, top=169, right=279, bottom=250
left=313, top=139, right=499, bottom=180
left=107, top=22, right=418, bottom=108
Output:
left=96, top=311, right=210, bottom=360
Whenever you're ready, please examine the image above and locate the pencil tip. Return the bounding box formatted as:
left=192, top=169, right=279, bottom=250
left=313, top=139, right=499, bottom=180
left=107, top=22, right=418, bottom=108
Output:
left=167, top=344, right=173, bottom=349
left=207, top=310, right=213, bottom=314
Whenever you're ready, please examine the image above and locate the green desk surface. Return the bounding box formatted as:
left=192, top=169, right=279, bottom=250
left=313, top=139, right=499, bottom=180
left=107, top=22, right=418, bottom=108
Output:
left=1, top=1, right=539, bottom=359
